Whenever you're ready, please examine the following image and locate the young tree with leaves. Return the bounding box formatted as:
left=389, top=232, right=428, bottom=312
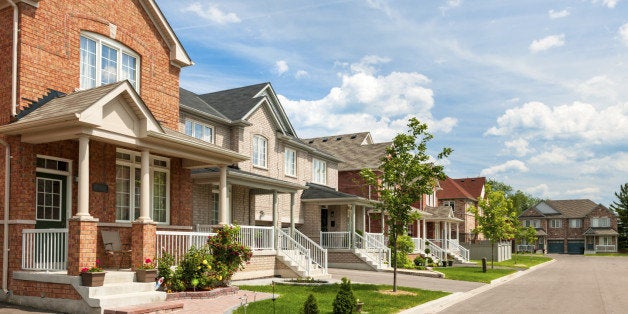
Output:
left=610, top=183, right=628, bottom=249
left=470, top=184, right=517, bottom=268
left=360, top=118, right=451, bottom=292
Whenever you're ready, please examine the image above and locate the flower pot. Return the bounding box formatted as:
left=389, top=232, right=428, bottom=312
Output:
left=356, top=301, right=364, bottom=313
left=136, top=269, right=158, bottom=282
left=448, top=260, right=453, bottom=267
left=81, top=271, right=106, bottom=287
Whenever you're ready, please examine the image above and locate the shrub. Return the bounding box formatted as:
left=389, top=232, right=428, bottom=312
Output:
left=333, top=277, right=356, bottom=314
left=156, top=246, right=215, bottom=292
left=303, top=293, right=320, bottom=314
left=207, top=225, right=253, bottom=286
left=390, top=235, right=414, bottom=268
left=413, top=256, right=424, bottom=266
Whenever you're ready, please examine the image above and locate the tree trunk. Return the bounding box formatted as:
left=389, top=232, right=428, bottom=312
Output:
left=491, top=240, right=495, bottom=269
left=392, top=230, right=398, bottom=292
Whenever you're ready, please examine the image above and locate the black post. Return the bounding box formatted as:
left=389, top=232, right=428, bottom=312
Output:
left=481, top=257, right=487, bottom=273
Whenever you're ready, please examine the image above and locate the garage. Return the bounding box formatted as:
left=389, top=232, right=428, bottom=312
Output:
left=567, top=240, right=585, bottom=254
left=547, top=240, right=564, bottom=253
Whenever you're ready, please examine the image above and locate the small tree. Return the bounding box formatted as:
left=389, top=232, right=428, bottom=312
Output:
left=303, top=293, right=320, bottom=314
left=360, top=118, right=451, bottom=291
left=470, top=184, right=516, bottom=268
left=610, top=183, right=628, bottom=249
left=333, top=277, right=356, bottom=314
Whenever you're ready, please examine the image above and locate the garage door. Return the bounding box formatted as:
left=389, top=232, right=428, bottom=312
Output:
left=547, top=240, right=564, bottom=253
left=567, top=240, right=585, bottom=254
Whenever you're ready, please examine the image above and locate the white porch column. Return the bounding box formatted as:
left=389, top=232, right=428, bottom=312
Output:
left=218, top=165, right=228, bottom=225
left=362, top=206, right=366, bottom=232
left=422, top=218, right=426, bottom=240
left=76, top=136, right=91, bottom=218
left=456, top=223, right=460, bottom=241
left=272, top=191, right=278, bottom=249
left=290, top=192, right=295, bottom=235
left=416, top=219, right=420, bottom=238
left=137, top=149, right=152, bottom=222
left=381, top=212, right=385, bottom=233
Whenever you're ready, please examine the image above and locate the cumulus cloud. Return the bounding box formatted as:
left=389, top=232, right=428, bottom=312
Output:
left=525, top=184, right=551, bottom=198
left=592, top=0, right=620, bottom=8
left=274, top=60, right=289, bottom=75
left=565, top=187, right=600, bottom=196
left=579, top=152, right=628, bottom=175
left=279, top=56, right=457, bottom=141
left=576, top=75, right=618, bottom=100
left=528, top=146, right=592, bottom=165
left=485, top=101, right=628, bottom=144
left=548, top=9, right=570, bottom=19
left=529, top=34, right=565, bottom=52
left=619, top=23, right=628, bottom=45
left=182, top=2, right=241, bottom=24
left=480, top=160, right=528, bottom=176
left=504, top=138, right=533, bottom=157
left=295, top=70, right=308, bottom=79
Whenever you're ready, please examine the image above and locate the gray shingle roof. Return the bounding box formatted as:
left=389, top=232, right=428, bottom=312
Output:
left=301, top=183, right=364, bottom=200
left=179, top=88, right=228, bottom=120
left=521, top=199, right=600, bottom=218
left=583, top=228, right=619, bottom=236
left=304, top=133, right=391, bottom=171
left=197, top=83, right=269, bottom=121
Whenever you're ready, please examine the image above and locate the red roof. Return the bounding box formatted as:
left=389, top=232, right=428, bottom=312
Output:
left=437, top=177, right=486, bottom=200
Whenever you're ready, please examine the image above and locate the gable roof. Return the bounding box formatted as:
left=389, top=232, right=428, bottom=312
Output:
left=437, top=177, right=476, bottom=200
left=453, top=177, right=486, bottom=198
left=304, top=132, right=391, bottom=171
left=138, top=0, right=192, bottom=67
left=180, top=88, right=229, bottom=121
left=520, top=199, right=603, bottom=219
left=301, top=183, right=372, bottom=206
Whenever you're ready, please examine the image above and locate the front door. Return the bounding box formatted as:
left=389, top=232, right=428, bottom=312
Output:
left=35, top=172, right=67, bottom=229
left=320, top=207, right=328, bottom=232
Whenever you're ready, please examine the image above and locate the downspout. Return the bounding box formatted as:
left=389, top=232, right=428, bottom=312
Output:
left=1, top=139, right=10, bottom=293
left=6, top=0, right=19, bottom=117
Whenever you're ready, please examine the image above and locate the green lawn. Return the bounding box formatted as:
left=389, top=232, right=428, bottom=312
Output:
left=471, top=254, right=552, bottom=269
left=233, top=283, right=449, bottom=314
left=585, top=252, right=628, bottom=257
left=435, top=267, right=517, bottom=283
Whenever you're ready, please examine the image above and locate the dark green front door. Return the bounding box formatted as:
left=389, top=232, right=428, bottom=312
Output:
left=35, top=172, right=67, bottom=229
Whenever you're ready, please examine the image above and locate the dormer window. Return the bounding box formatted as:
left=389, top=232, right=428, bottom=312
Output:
left=80, top=32, right=140, bottom=91
left=184, top=119, right=214, bottom=143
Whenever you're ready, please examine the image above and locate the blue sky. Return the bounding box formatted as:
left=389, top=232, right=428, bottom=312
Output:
left=156, top=0, right=628, bottom=206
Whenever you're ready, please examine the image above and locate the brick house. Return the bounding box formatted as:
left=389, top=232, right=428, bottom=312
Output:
left=519, top=199, right=619, bottom=254
left=305, top=132, right=470, bottom=264
left=178, top=84, right=344, bottom=277
left=0, top=0, right=249, bottom=312
left=436, top=177, right=486, bottom=243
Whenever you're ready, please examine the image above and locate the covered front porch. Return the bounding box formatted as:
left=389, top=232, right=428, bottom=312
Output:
left=422, top=206, right=469, bottom=263
left=584, top=228, right=619, bottom=254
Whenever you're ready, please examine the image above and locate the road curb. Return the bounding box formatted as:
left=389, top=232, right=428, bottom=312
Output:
left=400, top=258, right=556, bottom=314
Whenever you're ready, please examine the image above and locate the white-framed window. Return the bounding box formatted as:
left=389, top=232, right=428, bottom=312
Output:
left=591, top=217, right=610, bottom=228
left=80, top=32, right=140, bottom=91
left=524, top=219, right=540, bottom=228
left=211, top=191, right=219, bottom=225
left=444, top=200, right=455, bottom=211
left=184, top=119, right=214, bottom=143
left=550, top=219, right=562, bottom=228
left=115, top=149, right=170, bottom=223
left=312, top=158, right=327, bottom=184
left=285, top=148, right=296, bottom=177
left=569, top=219, right=582, bottom=228
left=252, top=135, right=267, bottom=168
left=600, top=236, right=612, bottom=245
left=36, top=177, right=62, bottom=221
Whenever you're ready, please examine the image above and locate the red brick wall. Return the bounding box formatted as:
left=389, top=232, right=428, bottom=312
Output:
left=1, top=0, right=181, bottom=128
left=11, top=280, right=81, bottom=300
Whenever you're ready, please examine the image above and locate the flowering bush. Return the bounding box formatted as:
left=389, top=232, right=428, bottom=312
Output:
left=137, top=258, right=155, bottom=270
left=81, top=259, right=104, bottom=273
left=156, top=246, right=216, bottom=292
left=207, top=225, right=253, bottom=286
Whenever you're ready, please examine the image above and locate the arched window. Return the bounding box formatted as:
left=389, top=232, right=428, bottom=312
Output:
left=80, top=32, right=140, bottom=91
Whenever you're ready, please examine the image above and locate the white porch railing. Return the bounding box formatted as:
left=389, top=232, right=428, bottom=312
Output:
left=425, top=239, right=446, bottom=262
left=354, top=232, right=391, bottom=269
left=411, top=237, right=426, bottom=253
left=595, top=245, right=617, bottom=253
left=320, top=231, right=351, bottom=249
left=156, top=231, right=215, bottom=264
left=365, top=232, right=387, bottom=249
left=237, top=226, right=274, bottom=250
left=284, top=228, right=327, bottom=275
left=22, top=228, right=68, bottom=271
left=448, top=239, right=470, bottom=262
left=276, top=228, right=314, bottom=276
left=517, top=244, right=535, bottom=253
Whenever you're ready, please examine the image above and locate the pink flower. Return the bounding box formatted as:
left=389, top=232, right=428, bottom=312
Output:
left=145, top=258, right=152, bottom=264
left=81, top=267, right=89, bottom=273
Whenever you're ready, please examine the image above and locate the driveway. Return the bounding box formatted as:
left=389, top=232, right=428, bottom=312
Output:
left=329, top=268, right=484, bottom=293
left=442, top=254, right=628, bottom=314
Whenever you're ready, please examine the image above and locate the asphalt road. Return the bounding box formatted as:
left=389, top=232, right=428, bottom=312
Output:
left=443, top=254, right=628, bottom=314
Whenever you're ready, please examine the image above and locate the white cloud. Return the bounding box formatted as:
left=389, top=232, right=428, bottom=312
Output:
left=579, top=152, right=628, bottom=174
left=525, top=184, right=551, bottom=198
left=485, top=101, right=628, bottom=144
left=619, top=23, right=628, bottom=45
left=528, top=146, right=590, bottom=165
left=592, top=0, right=620, bottom=8
left=182, top=2, right=241, bottom=24
left=565, top=187, right=600, bottom=196
left=275, top=60, right=289, bottom=75
left=295, top=70, right=308, bottom=79
left=480, top=160, right=529, bottom=176
left=576, top=75, right=618, bottom=101
left=529, top=34, right=565, bottom=53
left=504, top=138, right=533, bottom=157
left=447, top=0, right=463, bottom=7
left=279, top=56, right=457, bottom=141
left=548, top=9, right=570, bottom=19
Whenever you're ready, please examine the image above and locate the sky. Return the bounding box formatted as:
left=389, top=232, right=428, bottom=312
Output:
left=156, top=0, right=628, bottom=207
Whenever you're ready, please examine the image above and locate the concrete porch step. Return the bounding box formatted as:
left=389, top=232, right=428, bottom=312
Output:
left=103, top=270, right=136, bottom=284
left=103, top=301, right=184, bottom=314
left=97, top=291, right=167, bottom=310
left=88, top=282, right=156, bottom=298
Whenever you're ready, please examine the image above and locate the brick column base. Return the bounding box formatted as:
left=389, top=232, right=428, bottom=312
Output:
left=131, top=222, right=157, bottom=270
left=67, top=218, right=98, bottom=276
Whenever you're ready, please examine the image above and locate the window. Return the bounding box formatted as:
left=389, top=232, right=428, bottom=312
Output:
left=444, top=201, right=455, bottom=211
left=285, top=148, right=296, bottom=177
left=600, top=236, right=612, bottom=245
left=591, top=217, right=610, bottom=227
left=211, top=191, right=219, bottom=225
left=36, top=177, right=62, bottom=221
left=550, top=219, right=562, bottom=228
left=569, top=219, right=582, bottom=228
left=115, top=149, right=169, bottom=223
left=80, top=32, right=140, bottom=91
left=524, top=219, right=540, bottom=228
left=312, top=158, right=327, bottom=184
left=184, top=119, right=214, bottom=143
left=252, top=135, right=267, bottom=168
